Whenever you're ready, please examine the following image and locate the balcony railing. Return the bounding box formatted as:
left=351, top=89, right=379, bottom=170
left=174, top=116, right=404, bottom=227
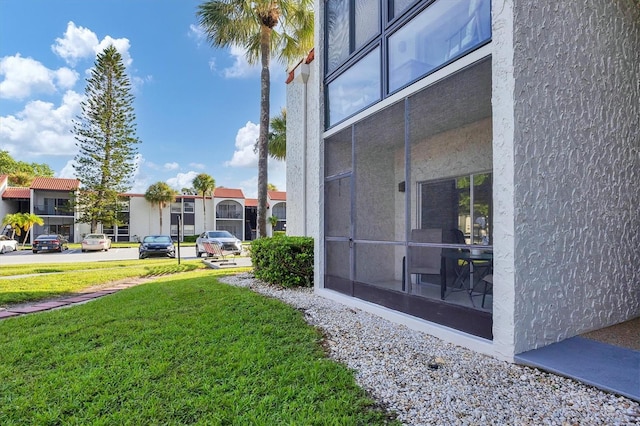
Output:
left=34, top=205, right=73, bottom=216
left=216, top=212, right=242, bottom=219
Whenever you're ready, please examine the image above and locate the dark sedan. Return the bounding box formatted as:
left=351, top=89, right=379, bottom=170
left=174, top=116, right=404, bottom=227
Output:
left=32, top=234, right=69, bottom=253
left=139, top=235, right=175, bottom=259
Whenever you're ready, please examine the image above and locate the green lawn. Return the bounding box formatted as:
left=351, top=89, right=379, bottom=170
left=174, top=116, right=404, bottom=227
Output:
left=0, top=259, right=252, bottom=307
left=0, top=270, right=397, bottom=424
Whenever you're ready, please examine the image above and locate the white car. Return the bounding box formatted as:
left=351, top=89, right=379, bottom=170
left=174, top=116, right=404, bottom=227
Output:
left=196, top=230, right=242, bottom=257
left=0, top=235, right=18, bottom=254
left=81, top=234, right=112, bottom=252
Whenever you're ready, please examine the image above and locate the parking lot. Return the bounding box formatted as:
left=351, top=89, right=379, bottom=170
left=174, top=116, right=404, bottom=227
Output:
left=0, top=246, right=199, bottom=265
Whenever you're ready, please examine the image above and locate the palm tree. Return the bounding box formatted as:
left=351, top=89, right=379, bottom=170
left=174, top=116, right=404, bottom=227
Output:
left=1, top=213, right=22, bottom=239
left=18, top=213, right=44, bottom=247
left=192, top=173, right=216, bottom=230
left=268, top=108, right=286, bottom=160
left=144, top=182, right=177, bottom=234
left=197, top=0, right=313, bottom=238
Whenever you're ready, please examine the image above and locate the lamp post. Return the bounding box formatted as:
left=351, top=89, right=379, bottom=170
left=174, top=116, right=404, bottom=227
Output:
left=175, top=214, right=182, bottom=265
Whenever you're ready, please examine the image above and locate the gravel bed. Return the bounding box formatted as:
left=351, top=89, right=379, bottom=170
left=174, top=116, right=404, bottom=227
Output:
left=219, top=273, right=640, bottom=426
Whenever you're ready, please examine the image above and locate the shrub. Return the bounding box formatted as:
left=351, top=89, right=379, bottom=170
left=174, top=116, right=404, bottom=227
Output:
left=183, top=235, right=198, bottom=243
left=251, top=236, right=314, bottom=288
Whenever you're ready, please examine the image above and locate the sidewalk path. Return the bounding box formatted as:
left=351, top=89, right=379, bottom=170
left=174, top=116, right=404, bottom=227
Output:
left=0, top=277, right=153, bottom=320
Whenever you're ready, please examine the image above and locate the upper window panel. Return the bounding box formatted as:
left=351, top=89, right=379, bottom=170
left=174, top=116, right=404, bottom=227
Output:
left=392, top=0, right=417, bottom=19
left=327, top=0, right=350, bottom=73
left=388, top=0, right=491, bottom=93
left=327, top=47, right=381, bottom=126
left=355, top=0, right=380, bottom=49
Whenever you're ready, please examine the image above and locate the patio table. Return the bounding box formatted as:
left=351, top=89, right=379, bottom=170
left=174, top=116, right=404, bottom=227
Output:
left=440, top=249, right=493, bottom=302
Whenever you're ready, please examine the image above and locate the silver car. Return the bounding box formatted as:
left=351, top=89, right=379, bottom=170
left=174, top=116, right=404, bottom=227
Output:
left=196, top=230, right=242, bottom=257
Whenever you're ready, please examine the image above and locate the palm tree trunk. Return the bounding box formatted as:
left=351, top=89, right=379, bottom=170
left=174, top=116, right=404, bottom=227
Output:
left=257, top=25, right=271, bottom=238
left=159, top=206, right=163, bottom=234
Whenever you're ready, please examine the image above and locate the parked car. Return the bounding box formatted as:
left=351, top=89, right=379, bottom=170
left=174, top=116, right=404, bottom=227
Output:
left=195, top=230, right=242, bottom=257
left=81, top=233, right=112, bottom=252
left=0, top=235, right=18, bottom=254
left=139, top=235, right=175, bottom=259
left=32, top=234, right=69, bottom=253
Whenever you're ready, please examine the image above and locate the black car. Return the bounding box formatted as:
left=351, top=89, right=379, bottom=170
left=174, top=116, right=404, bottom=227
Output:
left=32, top=234, right=69, bottom=253
left=139, top=235, right=175, bottom=259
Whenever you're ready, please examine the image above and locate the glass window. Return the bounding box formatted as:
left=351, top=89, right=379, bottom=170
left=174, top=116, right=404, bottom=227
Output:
left=327, top=47, right=381, bottom=126
left=392, top=0, right=416, bottom=19
left=419, top=173, right=492, bottom=246
left=183, top=201, right=195, bottom=213
left=388, top=0, right=491, bottom=92
left=355, top=0, right=379, bottom=49
left=272, top=203, right=286, bottom=220
left=327, top=0, right=350, bottom=73
left=170, top=203, right=181, bottom=213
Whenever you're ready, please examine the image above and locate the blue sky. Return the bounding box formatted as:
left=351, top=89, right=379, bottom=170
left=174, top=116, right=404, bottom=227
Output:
left=0, top=0, right=290, bottom=197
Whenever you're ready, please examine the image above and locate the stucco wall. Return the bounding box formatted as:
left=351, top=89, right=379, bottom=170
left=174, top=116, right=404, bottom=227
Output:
left=511, top=0, right=640, bottom=352
left=286, top=57, right=321, bottom=241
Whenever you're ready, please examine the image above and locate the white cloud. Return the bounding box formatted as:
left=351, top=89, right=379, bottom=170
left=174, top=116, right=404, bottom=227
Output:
left=188, top=24, right=206, bottom=46
left=268, top=159, right=287, bottom=193
left=225, top=121, right=259, bottom=167
left=52, top=22, right=99, bottom=66
left=57, top=159, right=77, bottom=179
left=0, top=90, right=83, bottom=159
left=52, top=22, right=133, bottom=69
left=167, top=171, right=199, bottom=190
left=237, top=175, right=258, bottom=199
left=223, top=45, right=258, bottom=78
left=190, top=162, right=206, bottom=170
left=0, top=54, right=78, bottom=100
left=96, top=36, right=133, bottom=68
left=164, top=162, right=179, bottom=171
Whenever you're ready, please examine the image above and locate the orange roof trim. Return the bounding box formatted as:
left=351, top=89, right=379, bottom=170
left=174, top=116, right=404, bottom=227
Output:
left=214, top=187, right=245, bottom=199
left=286, top=49, right=315, bottom=84
left=268, top=190, right=286, bottom=201
left=31, top=177, right=80, bottom=191
left=2, top=187, right=30, bottom=199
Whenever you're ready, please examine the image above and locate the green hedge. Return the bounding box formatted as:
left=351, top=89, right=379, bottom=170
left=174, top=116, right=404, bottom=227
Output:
left=251, top=236, right=314, bottom=288
left=182, top=235, right=198, bottom=243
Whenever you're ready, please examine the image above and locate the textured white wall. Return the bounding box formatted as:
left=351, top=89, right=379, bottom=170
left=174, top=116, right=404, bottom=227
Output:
left=510, top=0, right=640, bottom=352
left=491, top=0, right=518, bottom=360
left=286, top=57, right=321, bottom=241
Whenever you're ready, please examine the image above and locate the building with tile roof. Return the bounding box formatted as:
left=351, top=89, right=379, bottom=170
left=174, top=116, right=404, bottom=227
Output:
left=0, top=178, right=286, bottom=243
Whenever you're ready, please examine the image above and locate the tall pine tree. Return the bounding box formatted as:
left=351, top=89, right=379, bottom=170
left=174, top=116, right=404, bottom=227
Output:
left=72, top=45, right=140, bottom=233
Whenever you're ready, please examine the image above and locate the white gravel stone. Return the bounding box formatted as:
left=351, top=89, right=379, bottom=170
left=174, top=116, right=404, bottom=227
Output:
left=219, top=273, right=640, bottom=426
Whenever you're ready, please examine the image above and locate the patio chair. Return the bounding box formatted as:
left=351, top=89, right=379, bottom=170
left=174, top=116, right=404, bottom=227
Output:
left=406, top=228, right=443, bottom=287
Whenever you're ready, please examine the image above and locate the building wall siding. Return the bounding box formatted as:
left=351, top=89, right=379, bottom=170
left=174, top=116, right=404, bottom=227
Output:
left=511, top=0, right=640, bottom=352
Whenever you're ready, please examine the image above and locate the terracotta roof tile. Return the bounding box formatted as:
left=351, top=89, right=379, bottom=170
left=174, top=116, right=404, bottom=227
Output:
left=214, top=187, right=244, bottom=199
left=268, top=190, right=287, bottom=201
left=30, top=177, right=80, bottom=191
left=2, top=187, right=30, bottom=199
left=286, top=49, right=315, bottom=84
left=245, top=198, right=258, bottom=207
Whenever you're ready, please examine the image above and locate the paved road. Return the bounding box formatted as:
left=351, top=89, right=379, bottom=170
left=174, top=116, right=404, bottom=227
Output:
left=0, top=246, right=199, bottom=265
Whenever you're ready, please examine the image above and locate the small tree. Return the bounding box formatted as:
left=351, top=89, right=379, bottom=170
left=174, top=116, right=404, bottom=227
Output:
left=192, top=173, right=216, bottom=230
left=1, top=213, right=22, bottom=239
left=144, top=182, right=177, bottom=234
left=20, top=213, right=44, bottom=246
left=268, top=215, right=279, bottom=229
left=268, top=108, right=286, bottom=160
left=72, top=45, right=140, bottom=233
